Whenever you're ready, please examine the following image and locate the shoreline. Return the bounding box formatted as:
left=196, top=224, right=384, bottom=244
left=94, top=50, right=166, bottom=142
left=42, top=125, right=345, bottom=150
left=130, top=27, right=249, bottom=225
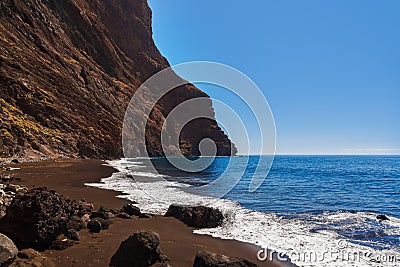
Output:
left=1, top=158, right=287, bottom=267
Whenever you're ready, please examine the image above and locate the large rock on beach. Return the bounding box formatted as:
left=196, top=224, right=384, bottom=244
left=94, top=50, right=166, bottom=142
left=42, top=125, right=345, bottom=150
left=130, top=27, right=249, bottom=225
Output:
left=193, top=250, right=258, bottom=267
left=122, top=204, right=141, bottom=216
left=164, top=205, right=224, bottom=228
left=0, top=233, right=18, bottom=266
left=87, top=217, right=112, bottom=232
left=0, top=0, right=236, bottom=159
left=0, top=187, right=77, bottom=251
left=109, top=230, right=169, bottom=267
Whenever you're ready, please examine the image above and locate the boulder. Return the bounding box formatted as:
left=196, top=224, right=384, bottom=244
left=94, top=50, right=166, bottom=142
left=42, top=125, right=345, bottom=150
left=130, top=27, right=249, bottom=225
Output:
left=0, top=187, right=77, bottom=251
left=376, top=214, right=390, bottom=221
left=65, top=217, right=84, bottom=231
left=90, top=211, right=110, bottom=220
left=88, top=218, right=111, bottom=230
left=87, top=220, right=102, bottom=233
left=10, top=248, right=55, bottom=267
left=0, top=233, right=18, bottom=266
left=164, top=205, right=224, bottom=228
left=122, top=204, right=141, bottom=216
left=193, top=250, right=258, bottom=267
left=65, top=229, right=80, bottom=241
left=109, top=230, right=169, bottom=267
left=92, top=207, right=115, bottom=219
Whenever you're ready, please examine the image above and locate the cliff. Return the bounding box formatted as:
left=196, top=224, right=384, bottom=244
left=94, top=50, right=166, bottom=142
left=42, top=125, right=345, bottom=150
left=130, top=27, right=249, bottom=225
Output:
left=0, top=0, right=236, bottom=159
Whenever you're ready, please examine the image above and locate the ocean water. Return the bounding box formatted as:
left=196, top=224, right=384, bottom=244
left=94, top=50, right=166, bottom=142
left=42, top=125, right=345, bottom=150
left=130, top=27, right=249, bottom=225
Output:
left=87, top=155, right=400, bottom=266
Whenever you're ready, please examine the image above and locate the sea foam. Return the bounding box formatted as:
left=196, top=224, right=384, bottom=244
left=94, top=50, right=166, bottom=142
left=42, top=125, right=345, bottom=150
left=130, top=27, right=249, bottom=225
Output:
left=86, top=159, right=400, bottom=267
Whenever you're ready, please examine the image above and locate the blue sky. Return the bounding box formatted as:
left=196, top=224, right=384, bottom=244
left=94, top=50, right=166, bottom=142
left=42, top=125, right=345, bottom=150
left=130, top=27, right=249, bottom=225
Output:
left=148, top=1, right=400, bottom=155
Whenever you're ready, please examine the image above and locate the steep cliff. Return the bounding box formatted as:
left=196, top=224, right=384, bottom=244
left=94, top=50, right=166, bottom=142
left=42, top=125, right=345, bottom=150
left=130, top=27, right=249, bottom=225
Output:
left=0, top=0, right=236, bottom=159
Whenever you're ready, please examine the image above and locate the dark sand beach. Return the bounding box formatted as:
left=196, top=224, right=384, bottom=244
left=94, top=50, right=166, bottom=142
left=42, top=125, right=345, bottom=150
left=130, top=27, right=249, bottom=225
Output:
left=1, top=159, right=284, bottom=267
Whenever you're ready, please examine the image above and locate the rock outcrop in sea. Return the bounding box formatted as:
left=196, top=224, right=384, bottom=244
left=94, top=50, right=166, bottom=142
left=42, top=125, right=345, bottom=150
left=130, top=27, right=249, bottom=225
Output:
left=193, top=250, right=259, bottom=267
left=164, top=204, right=224, bottom=228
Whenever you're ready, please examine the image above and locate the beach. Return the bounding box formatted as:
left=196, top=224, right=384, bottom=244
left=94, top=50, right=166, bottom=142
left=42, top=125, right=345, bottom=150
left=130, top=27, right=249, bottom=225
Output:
left=1, top=159, right=284, bottom=267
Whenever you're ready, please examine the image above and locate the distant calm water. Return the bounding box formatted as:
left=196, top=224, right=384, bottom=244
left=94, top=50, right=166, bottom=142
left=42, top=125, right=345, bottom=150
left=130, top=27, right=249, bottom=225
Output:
left=88, top=155, right=400, bottom=266
left=152, top=155, right=400, bottom=216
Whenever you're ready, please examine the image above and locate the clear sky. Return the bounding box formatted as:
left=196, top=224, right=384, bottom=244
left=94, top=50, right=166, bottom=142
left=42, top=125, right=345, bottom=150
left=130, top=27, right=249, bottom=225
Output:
left=148, top=0, right=400, bottom=155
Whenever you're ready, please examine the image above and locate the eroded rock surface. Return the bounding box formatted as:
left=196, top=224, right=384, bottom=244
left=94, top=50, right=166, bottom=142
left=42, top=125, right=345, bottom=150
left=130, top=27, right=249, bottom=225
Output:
left=0, top=187, right=76, bottom=250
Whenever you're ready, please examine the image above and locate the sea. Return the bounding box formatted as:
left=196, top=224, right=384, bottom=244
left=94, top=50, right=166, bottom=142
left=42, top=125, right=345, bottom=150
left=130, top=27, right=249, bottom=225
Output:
left=87, top=155, right=400, bottom=267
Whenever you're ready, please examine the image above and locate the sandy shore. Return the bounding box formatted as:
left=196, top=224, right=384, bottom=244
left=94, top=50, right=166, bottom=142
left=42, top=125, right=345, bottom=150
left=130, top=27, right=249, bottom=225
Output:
left=1, top=159, right=286, bottom=267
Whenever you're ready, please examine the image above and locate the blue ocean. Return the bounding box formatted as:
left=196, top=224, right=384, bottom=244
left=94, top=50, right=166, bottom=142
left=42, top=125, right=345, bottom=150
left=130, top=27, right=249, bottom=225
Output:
left=88, top=155, right=400, bottom=266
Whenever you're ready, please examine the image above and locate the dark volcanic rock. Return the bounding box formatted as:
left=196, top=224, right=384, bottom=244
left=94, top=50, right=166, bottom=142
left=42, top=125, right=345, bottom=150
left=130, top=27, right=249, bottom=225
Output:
left=87, top=220, right=102, bottom=233
left=0, top=0, right=236, bottom=159
left=0, top=233, right=18, bottom=266
left=193, top=250, right=258, bottom=267
left=122, top=204, right=141, bottom=216
left=49, top=238, right=78, bottom=250
left=139, top=213, right=153, bottom=219
left=0, top=187, right=77, bottom=251
left=109, top=230, right=169, bottom=267
left=0, top=183, right=28, bottom=218
left=94, top=218, right=112, bottom=230
left=164, top=205, right=224, bottom=228
left=65, top=229, right=80, bottom=241
left=377, top=214, right=390, bottom=221
left=76, top=202, right=94, bottom=217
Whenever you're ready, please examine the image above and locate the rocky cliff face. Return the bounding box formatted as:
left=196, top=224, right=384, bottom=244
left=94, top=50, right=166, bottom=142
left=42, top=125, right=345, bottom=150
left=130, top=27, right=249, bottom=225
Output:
left=0, top=0, right=236, bottom=158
